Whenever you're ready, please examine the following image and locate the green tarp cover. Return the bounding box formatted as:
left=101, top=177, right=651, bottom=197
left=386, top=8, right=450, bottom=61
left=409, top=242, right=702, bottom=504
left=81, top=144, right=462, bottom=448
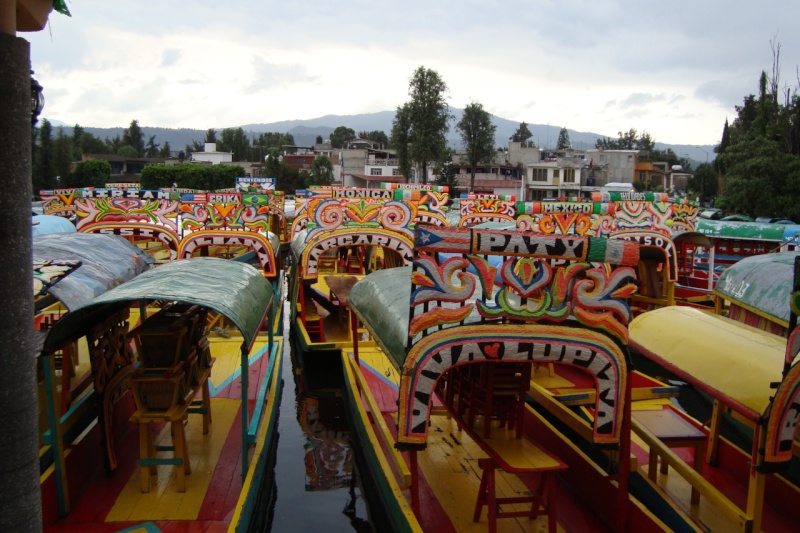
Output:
left=714, top=251, right=800, bottom=324
left=695, top=219, right=787, bottom=242
left=34, top=233, right=155, bottom=311
left=43, top=257, right=273, bottom=353
left=348, top=265, right=501, bottom=371
left=349, top=267, right=411, bottom=370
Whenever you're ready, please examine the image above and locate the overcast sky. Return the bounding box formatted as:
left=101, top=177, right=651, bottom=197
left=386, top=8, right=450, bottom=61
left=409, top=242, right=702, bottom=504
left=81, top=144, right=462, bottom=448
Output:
left=24, top=0, right=800, bottom=146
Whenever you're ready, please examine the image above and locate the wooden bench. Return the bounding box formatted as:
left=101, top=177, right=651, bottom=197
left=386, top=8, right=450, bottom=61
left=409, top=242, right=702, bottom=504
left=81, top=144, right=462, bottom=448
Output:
left=468, top=422, right=567, bottom=533
left=633, top=407, right=708, bottom=505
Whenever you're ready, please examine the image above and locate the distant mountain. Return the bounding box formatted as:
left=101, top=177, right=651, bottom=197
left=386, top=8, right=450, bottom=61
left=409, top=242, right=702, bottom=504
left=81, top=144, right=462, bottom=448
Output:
left=47, top=110, right=715, bottom=163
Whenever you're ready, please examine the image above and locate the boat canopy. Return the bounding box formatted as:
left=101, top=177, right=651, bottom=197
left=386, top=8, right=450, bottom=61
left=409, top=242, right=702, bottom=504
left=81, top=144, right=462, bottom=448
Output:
left=32, top=214, right=77, bottom=236
left=42, top=257, right=273, bottom=354
left=34, top=233, right=155, bottom=312
left=695, top=219, right=788, bottom=242
left=349, top=267, right=412, bottom=370
left=629, top=306, right=786, bottom=416
left=714, top=252, right=800, bottom=325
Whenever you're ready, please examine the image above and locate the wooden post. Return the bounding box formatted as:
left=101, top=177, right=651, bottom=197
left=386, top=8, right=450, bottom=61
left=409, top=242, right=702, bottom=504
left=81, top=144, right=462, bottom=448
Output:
left=616, top=379, right=631, bottom=532
left=410, top=450, right=419, bottom=517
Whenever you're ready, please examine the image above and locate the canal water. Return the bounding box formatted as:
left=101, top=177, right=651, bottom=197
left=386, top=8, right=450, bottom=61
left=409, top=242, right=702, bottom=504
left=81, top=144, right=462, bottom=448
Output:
left=261, top=302, right=373, bottom=532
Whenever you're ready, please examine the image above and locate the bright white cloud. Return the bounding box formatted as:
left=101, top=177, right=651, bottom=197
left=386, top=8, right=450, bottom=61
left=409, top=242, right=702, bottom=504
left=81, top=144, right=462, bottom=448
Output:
left=24, top=0, right=800, bottom=145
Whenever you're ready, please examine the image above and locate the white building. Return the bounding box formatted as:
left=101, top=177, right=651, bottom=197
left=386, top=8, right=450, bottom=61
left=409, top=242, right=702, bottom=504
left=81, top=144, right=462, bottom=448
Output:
left=191, top=143, right=233, bottom=165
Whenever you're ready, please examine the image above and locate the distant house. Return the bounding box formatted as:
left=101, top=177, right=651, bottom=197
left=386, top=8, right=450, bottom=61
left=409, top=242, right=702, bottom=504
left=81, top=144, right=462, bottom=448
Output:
left=191, top=143, right=232, bottom=165
left=81, top=153, right=166, bottom=181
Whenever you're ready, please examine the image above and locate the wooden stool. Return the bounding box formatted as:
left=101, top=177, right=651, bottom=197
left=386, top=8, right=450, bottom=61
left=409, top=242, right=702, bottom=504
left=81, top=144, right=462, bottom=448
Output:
left=469, top=425, right=568, bottom=533
left=473, top=458, right=560, bottom=533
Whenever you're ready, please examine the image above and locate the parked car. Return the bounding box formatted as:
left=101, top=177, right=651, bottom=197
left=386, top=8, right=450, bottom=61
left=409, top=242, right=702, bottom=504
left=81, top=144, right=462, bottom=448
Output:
left=721, top=214, right=754, bottom=222
left=755, top=216, right=797, bottom=224
left=699, top=208, right=725, bottom=220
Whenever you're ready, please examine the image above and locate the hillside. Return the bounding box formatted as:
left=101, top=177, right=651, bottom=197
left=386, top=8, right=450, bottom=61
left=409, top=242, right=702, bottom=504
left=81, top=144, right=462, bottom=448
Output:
left=47, top=110, right=715, bottom=164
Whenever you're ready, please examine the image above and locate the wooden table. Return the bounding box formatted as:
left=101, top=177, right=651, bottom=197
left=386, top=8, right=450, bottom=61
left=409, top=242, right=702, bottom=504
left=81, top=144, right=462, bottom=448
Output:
left=633, top=408, right=707, bottom=504
left=324, top=275, right=359, bottom=305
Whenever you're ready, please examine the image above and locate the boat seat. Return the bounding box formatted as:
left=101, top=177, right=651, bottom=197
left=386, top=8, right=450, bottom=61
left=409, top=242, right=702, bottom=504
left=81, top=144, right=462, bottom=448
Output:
left=303, top=299, right=325, bottom=342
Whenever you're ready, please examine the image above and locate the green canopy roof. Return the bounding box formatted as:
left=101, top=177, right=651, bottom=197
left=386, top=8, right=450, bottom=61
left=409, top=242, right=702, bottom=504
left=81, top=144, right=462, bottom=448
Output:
left=714, top=251, right=800, bottom=325
left=43, top=257, right=273, bottom=354
left=695, top=219, right=787, bottom=243
left=348, top=267, right=412, bottom=370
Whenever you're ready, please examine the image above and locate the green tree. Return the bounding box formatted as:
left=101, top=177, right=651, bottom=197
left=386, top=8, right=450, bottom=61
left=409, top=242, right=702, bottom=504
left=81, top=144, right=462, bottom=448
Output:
left=71, top=124, right=108, bottom=157
left=433, top=153, right=460, bottom=196
left=219, top=127, right=251, bottom=161
left=330, top=126, right=356, bottom=149
left=105, top=134, right=124, bottom=154
left=139, top=163, right=245, bottom=190
left=117, top=145, right=138, bottom=158
left=716, top=135, right=800, bottom=219
left=511, top=122, right=533, bottom=145
left=33, top=119, right=57, bottom=192
left=686, top=163, right=717, bottom=202
left=204, top=128, right=218, bottom=144
left=145, top=135, right=160, bottom=157
left=456, top=101, right=497, bottom=192
left=556, top=127, right=571, bottom=149
left=65, top=159, right=112, bottom=188
left=310, top=155, right=334, bottom=186
left=390, top=104, right=412, bottom=179
left=121, top=119, right=146, bottom=157
left=396, top=66, right=451, bottom=184
left=53, top=128, right=73, bottom=188
left=358, top=130, right=389, bottom=146
left=158, top=141, right=172, bottom=158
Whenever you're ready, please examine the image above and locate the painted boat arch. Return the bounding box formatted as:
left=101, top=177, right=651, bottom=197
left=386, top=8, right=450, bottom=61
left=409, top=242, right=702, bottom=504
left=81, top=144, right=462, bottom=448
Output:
left=396, top=323, right=628, bottom=448
left=293, top=227, right=415, bottom=281
left=177, top=229, right=280, bottom=278
left=78, top=222, right=181, bottom=261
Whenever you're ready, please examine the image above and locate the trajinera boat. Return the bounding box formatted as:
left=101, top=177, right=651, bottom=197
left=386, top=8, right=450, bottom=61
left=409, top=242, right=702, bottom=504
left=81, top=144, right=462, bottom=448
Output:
left=627, top=252, right=800, bottom=532
left=341, top=224, right=800, bottom=532
left=288, top=184, right=448, bottom=352
left=36, top=236, right=283, bottom=532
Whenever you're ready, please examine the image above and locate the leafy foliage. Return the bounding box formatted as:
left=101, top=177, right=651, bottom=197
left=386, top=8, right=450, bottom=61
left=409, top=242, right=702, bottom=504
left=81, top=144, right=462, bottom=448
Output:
left=139, top=163, right=245, bottom=190
left=390, top=104, right=412, bottom=179
left=121, top=120, right=146, bottom=157
left=556, top=127, right=570, bottom=149
left=393, top=66, right=451, bottom=184
left=433, top=154, right=460, bottom=196
left=456, top=101, right=497, bottom=192
left=511, top=122, right=533, bottom=144
left=716, top=42, right=800, bottom=219
left=65, top=159, right=112, bottom=188
left=357, top=130, right=389, bottom=146
left=310, top=155, right=334, bottom=186
left=330, top=126, right=356, bottom=148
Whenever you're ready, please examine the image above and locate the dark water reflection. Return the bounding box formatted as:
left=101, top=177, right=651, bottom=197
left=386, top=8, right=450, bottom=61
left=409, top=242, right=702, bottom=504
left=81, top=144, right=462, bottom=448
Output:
left=259, top=303, right=372, bottom=532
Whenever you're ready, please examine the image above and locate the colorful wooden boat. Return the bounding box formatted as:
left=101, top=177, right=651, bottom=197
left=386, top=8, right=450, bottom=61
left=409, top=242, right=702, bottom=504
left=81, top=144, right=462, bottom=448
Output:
left=37, top=256, right=283, bottom=532
left=341, top=224, right=695, bottom=531
left=288, top=186, right=448, bottom=353
left=629, top=299, right=800, bottom=530
left=341, top=223, right=800, bottom=532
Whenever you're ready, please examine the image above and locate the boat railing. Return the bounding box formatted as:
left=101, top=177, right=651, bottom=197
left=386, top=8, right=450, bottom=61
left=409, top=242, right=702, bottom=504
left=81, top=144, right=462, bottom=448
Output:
left=343, top=352, right=411, bottom=486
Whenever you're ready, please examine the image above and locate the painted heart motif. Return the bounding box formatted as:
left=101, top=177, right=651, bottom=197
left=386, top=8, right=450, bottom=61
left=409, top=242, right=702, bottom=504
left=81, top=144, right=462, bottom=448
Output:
left=480, top=342, right=501, bottom=359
